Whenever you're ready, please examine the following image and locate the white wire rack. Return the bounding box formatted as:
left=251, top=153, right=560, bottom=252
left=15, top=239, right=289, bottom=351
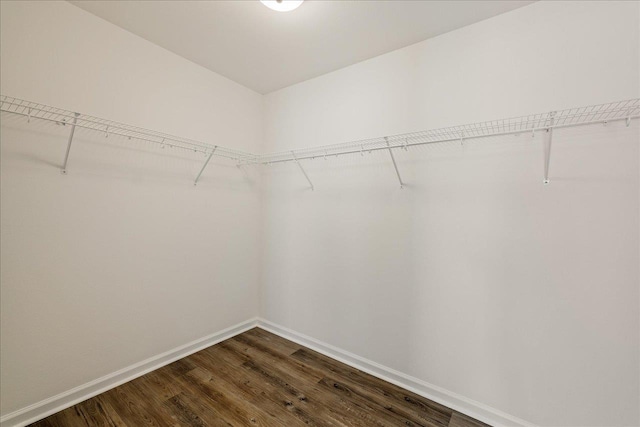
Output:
left=1, top=95, right=638, bottom=187
left=249, top=98, right=640, bottom=165
left=0, top=95, right=257, bottom=162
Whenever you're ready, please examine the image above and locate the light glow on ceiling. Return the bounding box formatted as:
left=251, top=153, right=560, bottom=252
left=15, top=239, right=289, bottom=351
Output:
left=260, top=0, right=304, bottom=12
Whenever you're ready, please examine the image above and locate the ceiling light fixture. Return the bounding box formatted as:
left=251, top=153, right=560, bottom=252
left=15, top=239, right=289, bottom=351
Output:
left=260, top=0, right=304, bottom=12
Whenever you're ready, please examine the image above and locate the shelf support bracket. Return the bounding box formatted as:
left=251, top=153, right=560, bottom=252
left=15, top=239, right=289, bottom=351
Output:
left=543, top=112, right=556, bottom=185
left=194, top=146, right=217, bottom=185
left=292, top=151, right=314, bottom=191
left=385, top=137, right=404, bottom=189
left=61, top=112, right=80, bottom=174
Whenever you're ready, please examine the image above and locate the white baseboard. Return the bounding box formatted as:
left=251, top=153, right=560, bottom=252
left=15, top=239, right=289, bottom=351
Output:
left=2, top=317, right=535, bottom=427
left=256, top=318, right=536, bottom=427
left=0, top=317, right=259, bottom=427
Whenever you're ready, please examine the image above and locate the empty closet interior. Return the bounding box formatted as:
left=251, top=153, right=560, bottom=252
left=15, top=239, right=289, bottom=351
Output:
left=1, top=1, right=639, bottom=427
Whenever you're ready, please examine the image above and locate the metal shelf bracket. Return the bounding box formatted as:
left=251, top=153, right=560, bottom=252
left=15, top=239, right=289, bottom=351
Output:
left=543, top=111, right=556, bottom=185
left=61, top=112, right=80, bottom=174
left=292, top=151, right=314, bottom=191
left=194, top=146, right=217, bottom=185
left=385, top=137, right=404, bottom=189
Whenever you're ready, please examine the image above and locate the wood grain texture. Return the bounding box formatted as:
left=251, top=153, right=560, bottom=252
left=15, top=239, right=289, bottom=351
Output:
left=29, top=328, right=491, bottom=427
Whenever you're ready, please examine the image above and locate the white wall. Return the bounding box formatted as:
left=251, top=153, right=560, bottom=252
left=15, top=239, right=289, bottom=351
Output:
left=0, top=0, right=262, bottom=417
left=261, top=2, right=640, bottom=426
left=2, top=1, right=639, bottom=426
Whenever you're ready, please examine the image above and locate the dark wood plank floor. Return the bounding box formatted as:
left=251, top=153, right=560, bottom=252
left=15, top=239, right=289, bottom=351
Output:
left=30, top=328, right=490, bottom=427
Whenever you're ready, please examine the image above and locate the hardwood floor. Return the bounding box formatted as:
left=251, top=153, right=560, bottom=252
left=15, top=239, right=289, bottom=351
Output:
left=30, top=328, right=490, bottom=427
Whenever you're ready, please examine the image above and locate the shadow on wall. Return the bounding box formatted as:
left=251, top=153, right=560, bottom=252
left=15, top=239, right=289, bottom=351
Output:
left=0, top=115, right=258, bottom=190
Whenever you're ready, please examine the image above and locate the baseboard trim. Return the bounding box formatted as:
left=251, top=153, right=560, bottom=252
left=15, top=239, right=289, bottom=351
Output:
left=256, top=318, right=536, bottom=427
left=2, top=317, right=536, bottom=427
left=0, top=317, right=259, bottom=427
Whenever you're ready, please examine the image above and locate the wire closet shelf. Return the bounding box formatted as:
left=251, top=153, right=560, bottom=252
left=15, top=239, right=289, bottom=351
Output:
left=1, top=95, right=638, bottom=187
left=0, top=95, right=257, bottom=162
left=247, top=98, right=640, bottom=165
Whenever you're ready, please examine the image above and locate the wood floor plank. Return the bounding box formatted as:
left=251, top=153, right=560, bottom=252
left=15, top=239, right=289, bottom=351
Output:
left=72, top=396, right=128, bottom=427
left=227, top=337, right=435, bottom=427
left=160, top=358, right=198, bottom=378
left=290, top=348, right=452, bottom=427
left=29, top=327, right=489, bottom=427
left=202, top=345, right=342, bottom=426
left=242, top=328, right=302, bottom=356
left=216, top=337, right=387, bottom=427
left=163, top=391, right=235, bottom=427
left=238, top=357, right=385, bottom=427
left=174, top=365, right=276, bottom=426
left=224, top=335, right=325, bottom=383
left=449, top=412, right=491, bottom=427
left=135, top=369, right=184, bottom=402
left=186, top=366, right=288, bottom=427
left=30, top=406, right=87, bottom=427
left=162, top=392, right=209, bottom=427
left=316, top=376, right=425, bottom=427
left=187, top=349, right=316, bottom=426
left=99, top=382, right=170, bottom=427
left=219, top=342, right=416, bottom=427
left=93, top=395, right=129, bottom=427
